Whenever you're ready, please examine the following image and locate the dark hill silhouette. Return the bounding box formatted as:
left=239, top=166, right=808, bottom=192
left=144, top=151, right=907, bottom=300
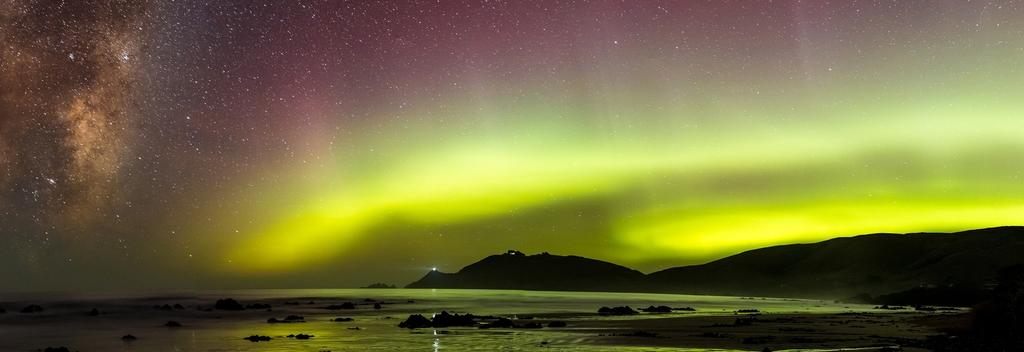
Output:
left=406, top=227, right=1024, bottom=299
left=647, top=226, right=1024, bottom=298
left=405, top=250, right=645, bottom=292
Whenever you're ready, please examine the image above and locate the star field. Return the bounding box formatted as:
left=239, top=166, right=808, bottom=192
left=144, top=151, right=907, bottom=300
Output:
left=2, top=0, right=1024, bottom=290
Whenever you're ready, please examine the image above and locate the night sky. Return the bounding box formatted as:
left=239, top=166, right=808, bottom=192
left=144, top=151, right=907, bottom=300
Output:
left=2, top=0, right=1023, bottom=291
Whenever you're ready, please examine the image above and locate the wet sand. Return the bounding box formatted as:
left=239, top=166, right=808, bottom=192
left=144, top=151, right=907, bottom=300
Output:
left=0, top=289, right=963, bottom=351
left=559, top=311, right=963, bottom=351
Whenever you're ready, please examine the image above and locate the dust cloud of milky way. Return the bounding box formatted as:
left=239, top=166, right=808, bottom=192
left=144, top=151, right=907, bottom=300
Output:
left=0, top=1, right=148, bottom=235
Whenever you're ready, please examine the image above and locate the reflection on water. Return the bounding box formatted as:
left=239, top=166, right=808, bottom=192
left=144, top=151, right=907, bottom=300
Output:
left=0, top=289, right=869, bottom=351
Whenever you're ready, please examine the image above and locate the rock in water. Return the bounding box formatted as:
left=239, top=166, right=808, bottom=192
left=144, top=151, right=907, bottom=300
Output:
left=244, top=335, right=272, bottom=342
left=214, top=298, right=245, bottom=311
left=597, top=306, right=638, bottom=315
left=21, top=304, right=43, bottom=313
left=324, top=302, right=356, bottom=310
left=430, top=311, right=476, bottom=327
left=398, top=314, right=432, bottom=329
left=641, top=305, right=672, bottom=313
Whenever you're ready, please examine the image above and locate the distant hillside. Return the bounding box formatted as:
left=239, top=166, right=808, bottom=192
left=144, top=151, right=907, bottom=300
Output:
left=405, top=227, right=1024, bottom=299
left=405, top=250, right=645, bottom=292
left=647, top=226, right=1024, bottom=298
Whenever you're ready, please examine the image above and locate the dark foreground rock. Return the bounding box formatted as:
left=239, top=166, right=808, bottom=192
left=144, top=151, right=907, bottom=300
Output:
left=399, top=311, right=477, bottom=328
left=641, top=305, right=673, bottom=313
left=244, top=335, right=271, bottom=342
left=214, top=298, right=245, bottom=311
left=42, top=347, right=70, bottom=352
left=21, top=304, right=43, bottom=313
left=164, top=321, right=182, bottom=327
left=246, top=303, right=271, bottom=310
left=121, top=335, right=137, bottom=341
left=333, top=317, right=354, bottom=322
left=398, top=314, right=432, bottom=328
left=325, top=302, right=356, bottom=310
left=598, top=306, right=638, bottom=315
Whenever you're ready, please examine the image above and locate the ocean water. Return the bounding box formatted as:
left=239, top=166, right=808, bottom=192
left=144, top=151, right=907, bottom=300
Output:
left=0, top=289, right=871, bottom=351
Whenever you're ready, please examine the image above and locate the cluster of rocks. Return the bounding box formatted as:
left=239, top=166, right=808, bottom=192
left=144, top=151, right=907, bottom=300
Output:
left=21, top=304, right=44, bottom=313
left=398, top=311, right=476, bottom=328
left=246, top=303, right=271, bottom=310
left=640, top=305, right=673, bottom=313
left=598, top=305, right=696, bottom=315
left=598, top=306, right=638, bottom=315
left=214, top=299, right=245, bottom=311
left=398, top=311, right=567, bottom=330
left=243, top=335, right=271, bottom=342
left=324, top=302, right=356, bottom=310
left=154, top=304, right=185, bottom=311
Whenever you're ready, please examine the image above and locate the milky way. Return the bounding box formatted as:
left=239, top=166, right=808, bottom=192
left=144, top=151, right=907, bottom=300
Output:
left=2, top=1, right=1024, bottom=290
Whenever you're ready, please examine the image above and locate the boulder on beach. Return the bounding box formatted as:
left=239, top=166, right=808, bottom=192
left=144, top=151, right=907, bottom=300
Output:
left=325, top=302, right=356, bottom=310
left=547, top=321, right=567, bottom=328
left=42, top=347, right=70, bottom=352
left=121, top=334, right=137, bottom=341
left=333, top=317, right=354, bottom=322
left=398, top=314, right=433, bottom=329
left=291, top=333, right=313, bottom=340
left=373, top=303, right=382, bottom=309
left=214, top=298, right=245, bottom=311
left=87, top=308, right=101, bottom=316
left=597, top=306, right=638, bottom=315
left=164, top=321, right=183, bottom=327
left=244, top=335, right=271, bottom=342
left=21, top=304, right=44, bottom=313
left=641, top=305, right=672, bottom=313
left=430, top=311, right=476, bottom=327
left=246, top=303, right=271, bottom=310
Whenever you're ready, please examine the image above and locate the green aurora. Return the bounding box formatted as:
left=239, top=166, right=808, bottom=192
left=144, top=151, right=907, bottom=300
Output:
left=3, top=1, right=1024, bottom=290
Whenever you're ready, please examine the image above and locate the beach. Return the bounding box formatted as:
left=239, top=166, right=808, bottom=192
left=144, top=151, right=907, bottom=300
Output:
left=0, top=289, right=960, bottom=351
